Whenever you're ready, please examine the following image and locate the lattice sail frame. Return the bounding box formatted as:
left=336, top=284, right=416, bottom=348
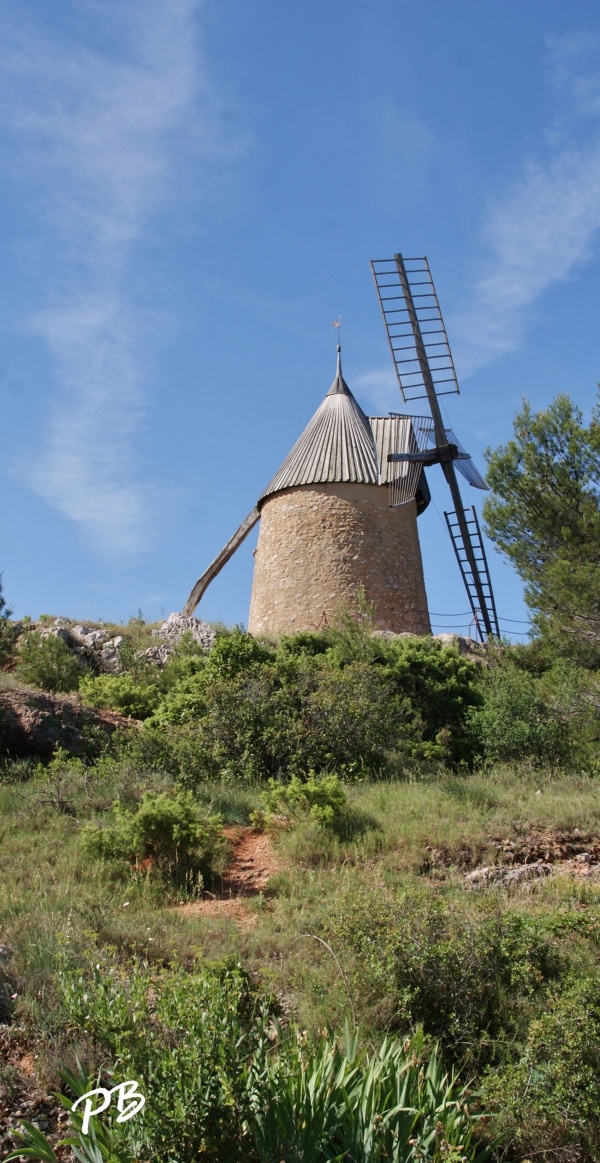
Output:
left=371, top=257, right=459, bottom=403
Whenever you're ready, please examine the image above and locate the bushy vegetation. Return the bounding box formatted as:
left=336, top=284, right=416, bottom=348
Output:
left=7, top=960, right=493, bottom=1162
left=253, top=772, right=348, bottom=829
left=79, top=673, right=161, bottom=719
left=3, top=747, right=600, bottom=1158
left=15, top=630, right=82, bottom=693
left=80, top=788, right=225, bottom=887
left=1, top=379, right=599, bottom=1160
left=484, top=390, right=600, bottom=663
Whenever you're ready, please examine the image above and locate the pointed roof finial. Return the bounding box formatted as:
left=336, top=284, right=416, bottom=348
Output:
left=327, top=341, right=351, bottom=396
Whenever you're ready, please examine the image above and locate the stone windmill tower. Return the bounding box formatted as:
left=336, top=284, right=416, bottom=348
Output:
left=184, top=253, right=499, bottom=641
left=184, top=345, right=432, bottom=637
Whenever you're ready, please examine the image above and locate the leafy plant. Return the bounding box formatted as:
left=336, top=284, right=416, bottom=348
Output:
left=383, top=636, right=483, bottom=766
left=469, top=658, right=598, bottom=767
left=79, top=673, right=161, bottom=720
left=80, top=788, right=225, bottom=883
left=327, top=885, right=566, bottom=1067
left=254, top=772, right=347, bottom=829
left=244, top=1025, right=495, bottom=1163
left=484, top=391, right=600, bottom=663
left=15, top=630, right=81, bottom=692
left=4, top=1059, right=136, bottom=1163
left=55, top=958, right=493, bottom=1163
left=483, top=976, right=600, bottom=1161
left=0, top=573, right=19, bottom=667
left=58, top=960, right=277, bottom=1161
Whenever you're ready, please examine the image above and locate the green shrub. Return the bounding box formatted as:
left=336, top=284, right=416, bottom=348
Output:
left=255, top=772, right=347, bottom=828
left=58, top=960, right=277, bottom=1161
left=80, top=789, right=224, bottom=883
left=470, top=659, right=597, bottom=766
left=79, top=673, right=161, bottom=719
left=484, top=976, right=600, bottom=1161
left=151, top=655, right=405, bottom=782
left=55, top=958, right=492, bottom=1163
left=205, top=627, right=274, bottom=679
left=276, top=629, right=331, bottom=658
left=159, top=631, right=207, bottom=687
left=0, top=574, right=18, bottom=667
left=151, top=671, right=208, bottom=725
left=245, top=1025, right=494, bottom=1163
left=327, top=885, right=566, bottom=1066
left=383, top=637, right=483, bottom=766
left=15, top=629, right=82, bottom=692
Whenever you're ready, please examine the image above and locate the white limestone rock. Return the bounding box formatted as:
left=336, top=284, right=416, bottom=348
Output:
left=70, top=624, right=108, bottom=649
left=464, top=861, right=551, bottom=889
left=152, top=612, right=216, bottom=651
left=142, top=643, right=173, bottom=667
left=99, top=636, right=125, bottom=673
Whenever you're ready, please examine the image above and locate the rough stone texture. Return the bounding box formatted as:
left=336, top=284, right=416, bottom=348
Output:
left=70, top=624, right=108, bottom=649
left=99, top=635, right=124, bottom=673
left=39, top=625, right=72, bottom=645
left=0, top=688, right=130, bottom=759
left=153, top=612, right=216, bottom=651
left=464, top=861, right=551, bottom=889
left=248, top=483, right=431, bottom=637
left=142, top=643, right=173, bottom=667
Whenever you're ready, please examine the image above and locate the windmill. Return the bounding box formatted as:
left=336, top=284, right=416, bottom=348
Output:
left=370, top=254, right=499, bottom=640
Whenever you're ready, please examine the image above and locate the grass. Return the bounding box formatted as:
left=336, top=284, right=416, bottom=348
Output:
left=3, top=767, right=600, bottom=1028
left=3, top=763, right=600, bottom=1157
left=271, top=766, right=600, bottom=874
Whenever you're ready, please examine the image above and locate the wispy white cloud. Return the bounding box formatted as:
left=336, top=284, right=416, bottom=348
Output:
left=353, top=368, right=399, bottom=415
left=0, top=0, right=243, bottom=552
left=451, top=29, right=600, bottom=378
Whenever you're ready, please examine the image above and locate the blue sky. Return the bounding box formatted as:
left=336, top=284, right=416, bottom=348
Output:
left=1, top=0, right=599, bottom=639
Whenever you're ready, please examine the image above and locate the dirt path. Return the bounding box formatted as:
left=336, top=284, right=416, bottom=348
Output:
left=174, top=826, right=281, bottom=926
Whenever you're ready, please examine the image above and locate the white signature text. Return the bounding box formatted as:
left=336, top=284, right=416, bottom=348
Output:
left=71, top=1080, right=146, bottom=1135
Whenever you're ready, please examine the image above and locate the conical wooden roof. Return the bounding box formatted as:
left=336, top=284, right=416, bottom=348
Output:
left=258, top=348, right=379, bottom=506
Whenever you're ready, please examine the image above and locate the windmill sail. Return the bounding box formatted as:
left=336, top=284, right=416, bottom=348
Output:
left=371, top=256, right=459, bottom=403
left=371, top=251, right=499, bottom=641
left=445, top=507, right=500, bottom=638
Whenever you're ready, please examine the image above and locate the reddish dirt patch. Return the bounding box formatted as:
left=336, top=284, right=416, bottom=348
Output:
left=219, top=826, right=281, bottom=895
left=173, top=827, right=282, bottom=926
left=0, top=1026, right=69, bottom=1159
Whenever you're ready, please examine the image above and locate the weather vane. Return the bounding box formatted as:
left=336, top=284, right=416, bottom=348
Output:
left=331, top=315, right=342, bottom=344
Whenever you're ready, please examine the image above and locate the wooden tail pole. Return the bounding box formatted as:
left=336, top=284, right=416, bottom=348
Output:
left=182, top=507, right=261, bottom=616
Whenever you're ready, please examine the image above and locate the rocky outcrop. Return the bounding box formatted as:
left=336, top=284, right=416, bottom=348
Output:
left=99, top=636, right=125, bottom=673
left=0, top=687, right=130, bottom=759
left=16, top=613, right=216, bottom=676
left=464, top=861, right=551, bottom=889
left=152, top=612, right=216, bottom=651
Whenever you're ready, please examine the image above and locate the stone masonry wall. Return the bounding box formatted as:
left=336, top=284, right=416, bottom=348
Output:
left=248, top=483, right=431, bottom=637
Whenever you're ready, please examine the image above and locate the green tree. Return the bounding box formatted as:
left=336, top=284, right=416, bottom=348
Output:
left=483, top=392, right=600, bottom=662
left=0, top=573, right=18, bottom=666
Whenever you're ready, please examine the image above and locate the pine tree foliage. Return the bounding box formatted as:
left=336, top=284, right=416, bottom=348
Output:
left=483, top=392, right=600, bottom=661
